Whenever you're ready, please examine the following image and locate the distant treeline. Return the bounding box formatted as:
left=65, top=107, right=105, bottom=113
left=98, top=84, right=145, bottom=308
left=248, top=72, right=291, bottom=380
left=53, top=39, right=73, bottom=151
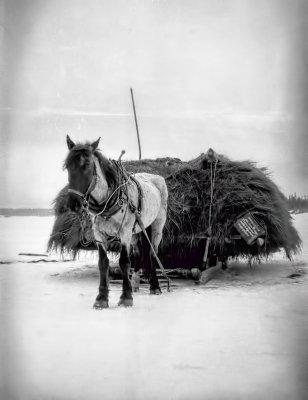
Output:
left=287, top=194, right=308, bottom=212
left=0, top=195, right=307, bottom=217
left=0, top=208, right=53, bottom=217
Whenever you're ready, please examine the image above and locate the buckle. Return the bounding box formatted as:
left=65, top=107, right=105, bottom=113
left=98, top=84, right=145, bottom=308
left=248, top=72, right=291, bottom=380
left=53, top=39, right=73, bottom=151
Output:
left=129, top=201, right=136, bottom=214
left=117, top=198, right=124, bottom=207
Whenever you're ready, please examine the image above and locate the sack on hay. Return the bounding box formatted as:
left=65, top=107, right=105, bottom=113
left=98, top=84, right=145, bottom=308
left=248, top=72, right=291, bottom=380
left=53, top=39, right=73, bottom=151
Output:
left=48, top=151, right=301, bottom=267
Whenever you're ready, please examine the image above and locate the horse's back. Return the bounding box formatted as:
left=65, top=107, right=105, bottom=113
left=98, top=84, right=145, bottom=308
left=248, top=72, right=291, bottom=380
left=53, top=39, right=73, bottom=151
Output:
left=133, top=172, right=168, bottom=210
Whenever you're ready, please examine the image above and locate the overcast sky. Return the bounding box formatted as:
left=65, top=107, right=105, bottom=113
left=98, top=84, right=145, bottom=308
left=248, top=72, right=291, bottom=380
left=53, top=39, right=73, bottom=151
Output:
left=1, top=0, right=307, bottom=207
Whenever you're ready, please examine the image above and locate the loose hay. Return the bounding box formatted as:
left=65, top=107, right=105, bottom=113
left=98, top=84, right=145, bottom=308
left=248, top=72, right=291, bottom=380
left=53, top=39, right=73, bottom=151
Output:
left=48, top=152, right=301, bottom=268
left=48, top=186, right=96, bottom=257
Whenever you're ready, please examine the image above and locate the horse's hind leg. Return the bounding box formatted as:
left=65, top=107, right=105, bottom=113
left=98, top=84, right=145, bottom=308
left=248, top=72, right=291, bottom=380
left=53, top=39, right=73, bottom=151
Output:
left=148, top=213, right=167, bottom=295
left=148, top=178, right=168, bottom=294
left=118, top=243, right=133, bottom=307
left=93, top=244, right=109, bottom=309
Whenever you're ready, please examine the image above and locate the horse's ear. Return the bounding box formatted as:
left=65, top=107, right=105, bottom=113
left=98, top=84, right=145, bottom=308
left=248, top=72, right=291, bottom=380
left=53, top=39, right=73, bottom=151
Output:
left=91, top=137, right=101, bottom=152
left=66, top=135, right=75, bottom=150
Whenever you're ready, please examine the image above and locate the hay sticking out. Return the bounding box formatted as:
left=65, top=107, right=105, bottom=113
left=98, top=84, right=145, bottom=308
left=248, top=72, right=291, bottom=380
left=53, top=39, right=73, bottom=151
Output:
left=48, top=151, right=301, bottom=267
left=48, top=186, right=96, bottom=257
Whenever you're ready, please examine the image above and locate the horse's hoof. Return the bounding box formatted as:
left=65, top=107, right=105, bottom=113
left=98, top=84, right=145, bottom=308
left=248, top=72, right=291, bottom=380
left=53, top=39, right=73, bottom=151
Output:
left=131, top=272, right=140, bottom=292
left=93, top=300, right=109, bottom=309
left=221, top=263, right=228, bottom=270
left=118, top=298, right=133, bottom=307
left=150, top=288, right=162, bottom=295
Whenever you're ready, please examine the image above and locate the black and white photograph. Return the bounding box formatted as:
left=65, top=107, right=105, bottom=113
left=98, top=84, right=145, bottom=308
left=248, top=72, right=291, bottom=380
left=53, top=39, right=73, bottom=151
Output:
left=1, top=1, right=308, bottom=399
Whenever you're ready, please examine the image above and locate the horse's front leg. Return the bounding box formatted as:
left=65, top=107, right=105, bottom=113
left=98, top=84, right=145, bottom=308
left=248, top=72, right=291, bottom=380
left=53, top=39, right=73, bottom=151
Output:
left=118, top=243, right=133, bottom=307
left=93, top=244, right=109, bottom=309
left=131, top=234, right=141, bottom=292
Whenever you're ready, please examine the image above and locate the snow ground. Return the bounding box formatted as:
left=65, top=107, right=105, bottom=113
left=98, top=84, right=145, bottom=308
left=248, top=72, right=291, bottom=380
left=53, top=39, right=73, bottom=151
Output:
left=0, top=215, right=307, bottom=400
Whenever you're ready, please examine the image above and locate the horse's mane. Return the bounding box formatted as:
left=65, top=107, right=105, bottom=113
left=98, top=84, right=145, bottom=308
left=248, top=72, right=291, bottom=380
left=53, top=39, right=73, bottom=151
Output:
left=94, top=150, right=118, bottom=187
left=63, top=142, right=118, bottom=187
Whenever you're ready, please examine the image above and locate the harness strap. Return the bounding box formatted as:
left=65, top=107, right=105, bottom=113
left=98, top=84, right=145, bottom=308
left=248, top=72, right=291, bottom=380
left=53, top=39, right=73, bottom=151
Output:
left=67, top=188, right=85, bottom=198
left=129, top=175, right=142, bottom=215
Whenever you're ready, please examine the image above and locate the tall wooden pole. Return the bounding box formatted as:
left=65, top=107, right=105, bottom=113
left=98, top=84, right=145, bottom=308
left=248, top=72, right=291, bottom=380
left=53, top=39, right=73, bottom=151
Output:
left=130, top=88, right=142, bottom=160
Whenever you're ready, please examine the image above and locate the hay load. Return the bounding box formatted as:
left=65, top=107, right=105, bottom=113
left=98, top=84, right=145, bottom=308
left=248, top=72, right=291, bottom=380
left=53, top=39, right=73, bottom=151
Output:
left=160, top=152, right=301, bottom=267
left=48, top=150, right=301, bottom=267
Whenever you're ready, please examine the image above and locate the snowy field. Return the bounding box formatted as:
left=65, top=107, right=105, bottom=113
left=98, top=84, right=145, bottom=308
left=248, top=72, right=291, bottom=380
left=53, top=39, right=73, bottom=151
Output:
left=0, top=214, right=307, bottom=400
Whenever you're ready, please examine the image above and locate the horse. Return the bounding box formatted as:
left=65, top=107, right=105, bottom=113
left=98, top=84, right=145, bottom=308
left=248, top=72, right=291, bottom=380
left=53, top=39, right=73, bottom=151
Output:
left=64, top=135, right=168, bottom=309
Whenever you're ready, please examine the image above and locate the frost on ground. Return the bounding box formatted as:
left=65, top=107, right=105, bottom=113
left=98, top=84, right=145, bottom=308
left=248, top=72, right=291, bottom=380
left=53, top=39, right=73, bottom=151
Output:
left=0, top=215, right=307, bottom=400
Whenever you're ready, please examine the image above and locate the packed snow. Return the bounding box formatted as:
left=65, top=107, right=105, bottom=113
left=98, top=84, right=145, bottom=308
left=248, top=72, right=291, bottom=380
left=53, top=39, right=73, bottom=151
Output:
left=0, top=214, right=307, bottom=399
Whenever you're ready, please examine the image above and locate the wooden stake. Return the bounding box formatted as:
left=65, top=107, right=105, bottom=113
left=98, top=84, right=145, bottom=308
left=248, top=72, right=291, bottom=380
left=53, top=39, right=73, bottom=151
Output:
left=130, top=88, right=142, bottom=160
left=201, top=237, right=211, bottom=270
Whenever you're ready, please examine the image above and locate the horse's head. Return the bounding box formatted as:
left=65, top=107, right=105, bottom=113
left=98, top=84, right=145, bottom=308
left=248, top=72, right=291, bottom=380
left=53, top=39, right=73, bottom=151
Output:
left=64, top=135, right=100, bottom=212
